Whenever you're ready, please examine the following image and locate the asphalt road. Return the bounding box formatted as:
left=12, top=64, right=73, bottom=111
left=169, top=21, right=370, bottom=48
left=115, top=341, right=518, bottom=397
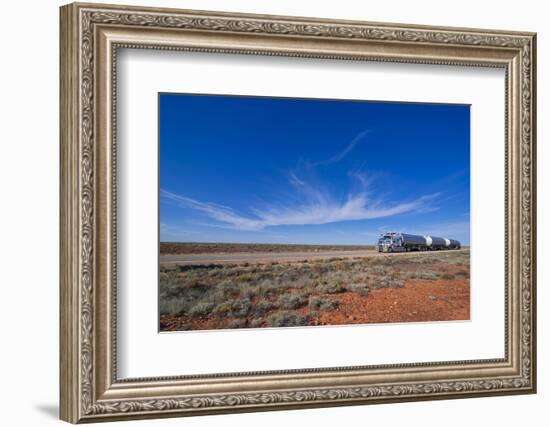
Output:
left=160, top=249, right=468, bottom=266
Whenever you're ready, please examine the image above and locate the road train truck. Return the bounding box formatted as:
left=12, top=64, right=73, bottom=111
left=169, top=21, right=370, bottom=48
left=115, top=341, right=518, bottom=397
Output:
left=377, top=232, right=461, bottom=253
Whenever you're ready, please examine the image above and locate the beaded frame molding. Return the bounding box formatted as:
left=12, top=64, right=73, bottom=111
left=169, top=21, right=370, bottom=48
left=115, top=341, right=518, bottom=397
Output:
left=60, top=2, right=536, bottom=423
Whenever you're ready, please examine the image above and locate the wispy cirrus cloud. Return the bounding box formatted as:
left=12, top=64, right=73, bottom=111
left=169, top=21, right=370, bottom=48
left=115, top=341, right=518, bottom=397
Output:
left=310, top=129, right=370, bottom=166
left=161, top=191, right=265, bottom=231
left=161, top=129, right=442, bottom=232
left=161, top=177, right=441, bottom=232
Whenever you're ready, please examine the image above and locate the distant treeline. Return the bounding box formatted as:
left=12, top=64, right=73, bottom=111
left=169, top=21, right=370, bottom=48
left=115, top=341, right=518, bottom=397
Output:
left=160, top=242, right=375, bottom=255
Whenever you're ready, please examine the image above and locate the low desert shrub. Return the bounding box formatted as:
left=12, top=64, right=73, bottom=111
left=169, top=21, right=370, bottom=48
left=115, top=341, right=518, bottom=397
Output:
left=350, top=283, right=370, bottom=297
left=159, top=284, right=186, bottom=299
left=440, top=273, right=456, bottom=280
left=159, top=296, right=188, bottom=316
left=292, top=276, right=314, bottom=289
left=308, top=296, right=339, bottom=311
left=412, top=271, right=438, bottom=280
left=250, top=318, right=264, bottom=328
left=409, top=257, right=440, bottom=265
left=251, top=300, right=276, bottom=315
left=317, top=281, right=347, bottom=294
left=228, top=319, right=246, bottom=329
left=389, top=271, right=401, bottom=281
left=257, top=278, right=278, bottom=296
left=230, top=298, right=252, bottom=317
left=277, top=294, right=307, bottom=310
left=236, top=282, right=259, bottom=298
left=373, top=278, right=404, bottom=289
left=455, top=269, right=470, bottom=278
left=266, top=311, right=309, bottom=327
left=213, top=298, right=252, bottom=318
left=213, top=301, right=232, bottom=317
left=236, top=273, right=254, bottom=283
left=372, top=266, right=389, bottom=275
left=188, top=302, right=215, bottom=317
left=217, top=280, right=240, bottom=297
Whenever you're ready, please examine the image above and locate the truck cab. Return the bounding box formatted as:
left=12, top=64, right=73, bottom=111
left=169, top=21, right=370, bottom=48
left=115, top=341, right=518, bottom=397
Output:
left=378, top=233, right=397, bottom=252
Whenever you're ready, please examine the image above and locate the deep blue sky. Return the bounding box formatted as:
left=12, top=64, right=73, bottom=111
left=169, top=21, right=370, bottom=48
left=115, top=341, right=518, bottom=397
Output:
left=159, top=93, right=470, bottom=245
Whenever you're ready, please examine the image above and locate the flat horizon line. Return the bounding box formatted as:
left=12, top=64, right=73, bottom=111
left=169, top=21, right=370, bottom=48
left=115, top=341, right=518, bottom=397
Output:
left=160, top=241, right=471, bottom=247
left=161, top=241, right=373, bottom=245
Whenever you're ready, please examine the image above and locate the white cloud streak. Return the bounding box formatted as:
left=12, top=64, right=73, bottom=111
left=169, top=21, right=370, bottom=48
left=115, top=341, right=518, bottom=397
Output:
left=161, top=180, right=441, bottom=232
left=161, top=130, right=443, bottom=232
left=161, top=191, right=265, bottom=231
left=311, top=129, right=370, bottom=166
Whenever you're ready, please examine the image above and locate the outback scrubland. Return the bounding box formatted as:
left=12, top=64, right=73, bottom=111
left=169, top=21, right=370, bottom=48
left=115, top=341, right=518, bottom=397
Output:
left=160, top=242, right=374, bottom=255
left=159, top=249, right=470, bottom=331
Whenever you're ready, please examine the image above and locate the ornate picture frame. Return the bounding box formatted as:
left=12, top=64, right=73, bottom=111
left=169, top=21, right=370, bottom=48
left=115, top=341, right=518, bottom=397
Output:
left=60, top=2, right=536, bottom=423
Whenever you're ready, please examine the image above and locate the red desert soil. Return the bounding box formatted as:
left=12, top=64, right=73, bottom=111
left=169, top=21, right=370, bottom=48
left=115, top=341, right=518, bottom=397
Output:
left=318, top=279, right=470, bottom=325
left=160, top=278, right=470, bottom=331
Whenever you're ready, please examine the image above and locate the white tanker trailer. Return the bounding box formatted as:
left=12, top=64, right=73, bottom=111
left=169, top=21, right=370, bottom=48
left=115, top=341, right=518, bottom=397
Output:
left=377, top=232, right=461, bottom=253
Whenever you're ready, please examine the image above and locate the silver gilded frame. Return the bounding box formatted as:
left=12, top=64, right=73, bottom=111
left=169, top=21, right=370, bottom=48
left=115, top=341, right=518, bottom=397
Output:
left=60, top=2, right=537, bottom=423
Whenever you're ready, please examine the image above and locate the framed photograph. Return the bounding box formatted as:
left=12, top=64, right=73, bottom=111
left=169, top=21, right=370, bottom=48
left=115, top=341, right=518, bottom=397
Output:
left=60, top=2, right=537, bottom=423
